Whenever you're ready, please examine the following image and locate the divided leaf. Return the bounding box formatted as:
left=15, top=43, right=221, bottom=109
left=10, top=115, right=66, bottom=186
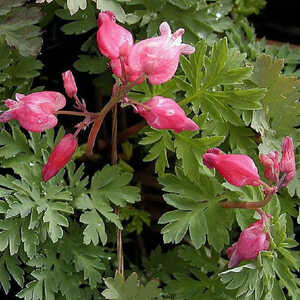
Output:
left=140, top=129, right=174, bottom=175
left=0, top=2, right=42, bottom=56
left=158, top=168, right=233, bottom=251
left=102, top=272, right=160, bottom=300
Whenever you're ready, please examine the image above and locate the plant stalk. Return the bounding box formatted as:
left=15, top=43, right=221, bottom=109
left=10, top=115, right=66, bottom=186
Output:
left=111, top=104, right=124, bottom=277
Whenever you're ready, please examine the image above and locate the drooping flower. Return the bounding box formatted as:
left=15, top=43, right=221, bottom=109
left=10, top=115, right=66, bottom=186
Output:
left=42, top=133, right=78, bottom=182
left=226, top=212, right=270, bottom=268
left=202, top=148, right=261, bottom=186
left=259, top=151, right=280, bottom=184
left=110, top=57, right=144, bottom=84
left=62, top=70, right=77, bottom=98
left=0, top=91, right=66, bottom=132
left=134, top=96, right=199, bottom=133
left=279, top=136, right=296, bottom=187
left=97, top=11, right=134, bottom=59
left=127, top=22, right=195, bottom=85
left=259, top=136, right=296, bottom=188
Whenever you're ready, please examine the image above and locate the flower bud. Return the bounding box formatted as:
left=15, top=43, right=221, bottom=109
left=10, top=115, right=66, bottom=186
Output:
left=279, top=136, right=296, bottom=187
left=259, top=151, right=280, bottom=184
left=42, top=134, right=78, bottom=182
left=128, top=22, right=195, bottom=85
left=97, top=11, right=134, bottom=59
left=202, top=148, right=261, bottom=186
left=134, top=96, right=199, bottom=133
left=62, top=70, right=77, bottom=98
left=0, top=91, right=66, bottom=132
left=226, top=212, right=270, bottom=268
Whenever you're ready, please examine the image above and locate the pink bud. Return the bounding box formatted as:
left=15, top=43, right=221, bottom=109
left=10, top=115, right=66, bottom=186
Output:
left=97, top=11, right=134, bottom=59
left=42, top=134, right=78, bottom=182
left=226, top=212, right=270, bottom=268
left=0, top=91, right=66, bottom=132
left=128, top=22, right=195, bottom=85
left=62, top=70, right=77, bottom=98
left=279, top=136, right=296, bottom=187
left=135, top=96, right=199, bottom=133
left=259, top=151, right=280, bottom=184
left=202, top=148, right=261, bottom=186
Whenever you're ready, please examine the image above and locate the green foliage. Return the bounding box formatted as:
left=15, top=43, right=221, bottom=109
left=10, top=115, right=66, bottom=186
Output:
left=233, top=0, right=266, bottom=16
left=220, top=212, right=300, bottom=299
left=3, top=0, right=300, bottom=298
left=55, top=1, right=97, bottom=35
left=75, top=164, right=140, bottom=245
left=0, top=39, right=43, bottom=99
left=139, top=129, right=174, bottom=175
left=102, top=272, right=161, bottom=300
left=250, top=54, right=300, bottom=150
left=0, top=126, right=137, bottom=296
left=226, top=17, right=265, bottom=60
left=119, top=206, right=151, bottom=234
left=0, top=251, right=24, bottom=294
left=0, top=0, right=43, bottom=56
left=158, top=168, right=234, bottom=251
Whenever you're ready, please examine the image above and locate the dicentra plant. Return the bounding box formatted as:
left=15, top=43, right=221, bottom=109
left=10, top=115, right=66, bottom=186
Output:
left=1, top=1, right=300, bottom=299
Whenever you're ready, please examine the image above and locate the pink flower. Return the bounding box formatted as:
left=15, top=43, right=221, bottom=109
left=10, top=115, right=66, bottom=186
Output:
left=226, top=212, right=270, bottom=268
left=279, top=136, right=296, bottom=187
left=42, top=134, right=78, bottom=182
left=259, top=151, right=280, bottom=184
left=202, top=148, right=261, bottom=186
left=110, top=57, right=144, bottom=84
left=134, top=96, right=199, bottom=133
left=127, top=22, right=195, bottom=85
left=0, top=92, right=66, bottom=132
left=97, top=11, right=134, bottom=59
left=62, top=70, right=77, bottom=98
left=259, top=137, right=296, bottom=188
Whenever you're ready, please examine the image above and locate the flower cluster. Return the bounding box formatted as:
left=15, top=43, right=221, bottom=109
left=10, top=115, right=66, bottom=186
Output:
left=0, top=74, right=80, bottom=182
left=259, top=136, right=296, bottom=188
left=96, top=11, right=198, bottom=133
left=97, top=12, right=194, bottom=85
left=202, top=136, right=296, bottom=268
left=202, top=136, right=296, bottom=189
left=0, top=14, right=198, bottom=182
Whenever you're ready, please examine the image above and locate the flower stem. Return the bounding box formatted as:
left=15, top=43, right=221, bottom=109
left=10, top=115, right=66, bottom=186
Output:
left=220, top=185, right=276, bottom=209
left=220, top=193, right=273, bottom=209
left=55, top=110, right=96, bottom=117
left=111, top=105, right=124, bottom=277
left=86, top=95, right=120, bottom=156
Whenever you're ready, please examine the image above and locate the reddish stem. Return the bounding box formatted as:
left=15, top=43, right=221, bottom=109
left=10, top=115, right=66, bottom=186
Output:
left=55, top=110, right=95, bottom=117
left=220, top=185, right=276, bottom=209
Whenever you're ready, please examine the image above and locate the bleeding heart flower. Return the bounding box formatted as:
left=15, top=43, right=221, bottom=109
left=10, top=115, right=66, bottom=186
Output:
left=227, top=212, right=270, bottom=268
left=97, top=11, right=134, bottom=59
left=62, top=70, right=77, bottom=98
left=134, top=96, right=199, bottom=133
left=42, top=133, right=78, bottom=182
left=259, top=151, right=280, bottom=184
left=202, top=148, right=261, bottom=186
left=279, top=136, right=296, bottom=187
left=0, top=91, right=66, bottom=132
left=127, top=22, right=195, bottom=85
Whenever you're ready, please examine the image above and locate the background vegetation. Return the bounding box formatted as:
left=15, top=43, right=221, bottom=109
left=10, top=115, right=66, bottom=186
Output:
left=1, top=0, right=300, bottom=299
